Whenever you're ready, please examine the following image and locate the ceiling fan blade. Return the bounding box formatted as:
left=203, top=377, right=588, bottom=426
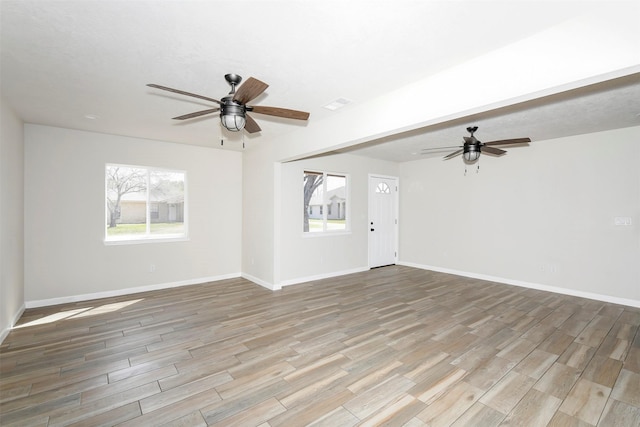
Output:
left=250, top=105, right=310, bottom=120
left=244, top=114, right=261, bottom=134
left=443, top=149, right=464, bottom=160
left=147, top=84, right=221, bottom=105
left=233, top=77, right=269, bottom=104
left=484, top=137, right=531, bottom=146
left=481, top=146, right=507, bottom=156
left=172, top=108, right=220, bottom=120
left=420, top=145, right=462, bottom=152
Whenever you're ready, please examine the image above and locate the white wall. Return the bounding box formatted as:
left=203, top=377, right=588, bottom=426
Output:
left=399, top=126, right=640, bottom=305
left=242, top=144, right=398, bottom=289
left=12, top=124, right=639, bottom=311
left=0, top=97, right=25, bottom=340
left=241, top=141, right=276, bottom=287
left=277, top=154, right=398, bottom=286
left=24, top=125, right=242, bottom=305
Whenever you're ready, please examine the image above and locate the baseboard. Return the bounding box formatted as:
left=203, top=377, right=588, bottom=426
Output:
left=24, top=273, right=242, bottom=308
left=21, top=267, right=368, bottom=309
left=22, top=263, right=636, bottom=312
left=241, top=273, right=278, bottom=291
left=278, top=266, right=370, bottom=288
left=0, top=303, right=26, bottom=344
left=399, top=261, right=640, bottom=309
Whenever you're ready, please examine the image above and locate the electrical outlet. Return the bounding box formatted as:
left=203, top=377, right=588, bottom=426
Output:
left=614, top=217, right=632, bottom=226
left=149, top=264, right=156, bottom=273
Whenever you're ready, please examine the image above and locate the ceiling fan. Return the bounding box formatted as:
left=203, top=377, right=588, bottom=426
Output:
left=147, top=74, right=310, bottom=134
left=423, top=126, right=531, bottom=162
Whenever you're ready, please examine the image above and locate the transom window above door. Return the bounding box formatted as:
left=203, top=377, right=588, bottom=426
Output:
left=375, top=182, right=391, bottom=194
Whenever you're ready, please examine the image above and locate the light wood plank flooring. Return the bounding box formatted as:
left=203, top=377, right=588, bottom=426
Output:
left=1, top=266, right=639, bottom=426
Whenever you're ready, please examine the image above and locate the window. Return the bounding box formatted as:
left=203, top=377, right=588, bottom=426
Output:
left=150, top=204, right=159, bottom=219
left=375, top=182, right=391, bottom=194
left=106, top=164, right=187, bottom=242
left=303, top=170, right=348, bottom=233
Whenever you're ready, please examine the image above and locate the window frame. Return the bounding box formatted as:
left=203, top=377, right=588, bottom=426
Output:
left=104, top=163, right=188, bottom=245
left=302, top=170, right=350, bottom=236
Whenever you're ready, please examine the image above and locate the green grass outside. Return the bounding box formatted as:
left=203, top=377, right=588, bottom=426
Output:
left=308, top=219, right=346, bottom=231
left=106, top=223, right=185, bottom=236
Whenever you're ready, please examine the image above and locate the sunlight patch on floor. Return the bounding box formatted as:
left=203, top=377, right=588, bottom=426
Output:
left=14, top=299, right=143, bottom=328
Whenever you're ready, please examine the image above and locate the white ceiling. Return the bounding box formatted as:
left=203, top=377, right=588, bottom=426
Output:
left=2, top=0, right=640, bottom=161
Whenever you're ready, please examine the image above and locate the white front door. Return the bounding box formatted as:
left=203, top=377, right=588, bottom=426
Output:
left=368, top=175, right=398, bottom=268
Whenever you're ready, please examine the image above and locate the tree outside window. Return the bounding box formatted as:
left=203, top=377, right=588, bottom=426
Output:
left=106, top=164, right=186, bottom=241
left=303, top=171, right=323, bottom=232
left=303, top=171, right=347, bottom=233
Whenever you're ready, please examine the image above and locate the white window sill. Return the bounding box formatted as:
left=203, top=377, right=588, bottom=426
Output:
left=302, top=230, right=352, bottom=238
left=104, top=236, right=189, bottom=245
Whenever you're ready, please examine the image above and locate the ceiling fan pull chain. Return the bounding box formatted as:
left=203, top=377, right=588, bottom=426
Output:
left=242, top=133, right=245, bottom=149
left=221, top=138, right=224, bottom=146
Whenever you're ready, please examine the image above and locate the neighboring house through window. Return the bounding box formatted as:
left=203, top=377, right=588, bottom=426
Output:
left=303, top=170, right=348, bottom=233
left=105, top=164, right=187, bottom=242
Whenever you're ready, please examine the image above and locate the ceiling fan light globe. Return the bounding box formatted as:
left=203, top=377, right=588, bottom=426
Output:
left=221, top=114, right=246, bottom=132
left=463, top=149, right=480, bottom=162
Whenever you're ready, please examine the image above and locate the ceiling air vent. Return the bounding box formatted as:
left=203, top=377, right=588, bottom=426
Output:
left=324, top=97, right=352, bottom=111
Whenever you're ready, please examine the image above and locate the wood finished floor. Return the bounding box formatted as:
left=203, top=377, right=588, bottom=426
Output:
left=1, top=266, right=639, bottom=427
